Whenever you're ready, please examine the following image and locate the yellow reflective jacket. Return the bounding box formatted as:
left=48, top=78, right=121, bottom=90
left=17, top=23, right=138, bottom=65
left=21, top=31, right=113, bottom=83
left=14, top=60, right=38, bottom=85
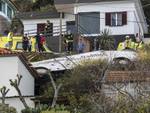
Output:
left=117, top=42, right=125, bottom=51
left=7, top=32, right=13, bottom=42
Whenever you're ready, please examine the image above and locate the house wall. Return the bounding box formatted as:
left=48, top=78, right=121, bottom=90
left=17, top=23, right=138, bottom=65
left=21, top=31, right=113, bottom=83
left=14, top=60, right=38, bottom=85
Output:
left=0, top=97, right=35, bottom=113
left=22, top=14, right=75, bottom=36
left=0, top=56, right=34, bottom=97
left=102, top=82, right=150, bottom=99
left=74, top=1, right=147, bottom=36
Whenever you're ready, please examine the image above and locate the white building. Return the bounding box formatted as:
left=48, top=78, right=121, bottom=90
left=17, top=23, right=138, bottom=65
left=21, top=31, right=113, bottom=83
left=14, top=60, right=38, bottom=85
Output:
left=16, top=11, right=75, bottom=36
left=55, top=0, right=148, bottom=36
left=0, top=0, right=17, bottom=34
left=0, top=51, right=37, bottom=113
left=16, top=10, right=76, bottom=51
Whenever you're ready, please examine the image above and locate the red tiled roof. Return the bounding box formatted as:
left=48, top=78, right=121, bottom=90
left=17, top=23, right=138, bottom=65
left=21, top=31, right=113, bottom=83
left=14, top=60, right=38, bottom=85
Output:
left=105, top=71, right=150, bottom=83
left=0, top=48, right=13, bottom=54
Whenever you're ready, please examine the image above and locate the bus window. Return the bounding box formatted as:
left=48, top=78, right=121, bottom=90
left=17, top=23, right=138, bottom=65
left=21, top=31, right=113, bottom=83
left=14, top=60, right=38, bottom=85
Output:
left=16, top=42, right=23, bottom=50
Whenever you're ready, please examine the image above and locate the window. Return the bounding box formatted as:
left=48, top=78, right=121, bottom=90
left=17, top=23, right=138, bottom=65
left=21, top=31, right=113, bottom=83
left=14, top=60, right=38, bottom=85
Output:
left=7, top=6, right=12, bottom=19
left=16, top=42, right=23, bottom=50
left=78, top=12, right=100, bottom=34
left=66, top=21, right=76, bottom=34
left=106, top=12, right=127, bottom=26
left=0, top=1, right=5, bottom=13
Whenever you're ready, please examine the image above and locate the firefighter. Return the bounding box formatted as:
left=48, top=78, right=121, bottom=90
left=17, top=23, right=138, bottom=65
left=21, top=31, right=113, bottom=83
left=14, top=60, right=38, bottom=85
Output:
left=117, top=42, right=125, bottom=50
left=134, top=38, right=144, bottom=50
left=117, top=36, right=135, bottom=50
left=124, top=35, right=132, bottom=49
left=64, top=30, right=73, bottom=53
left=45, top=20, right=52, bottom=37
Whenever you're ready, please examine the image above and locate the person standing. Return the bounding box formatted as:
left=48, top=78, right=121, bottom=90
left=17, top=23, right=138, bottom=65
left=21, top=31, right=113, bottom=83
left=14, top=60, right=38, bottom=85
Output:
left=64, top=31, right=73, bottom=53
left=77, top=38, right=85, bottom=53
left=124, top=35, right=132, bottom=49
left=35, top=33, right=41, bottom=52
left=39, top=33, right=46, bottom=52
left=28, top=37, right=32, bottom=52
left=22, top=34, right=29, bottom=52
left=45, top=20, right=52, bottom=37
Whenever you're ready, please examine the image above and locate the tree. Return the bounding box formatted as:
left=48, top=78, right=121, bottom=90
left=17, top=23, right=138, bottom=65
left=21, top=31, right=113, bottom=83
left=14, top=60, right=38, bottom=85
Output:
left=59, top=53, right=150, bottom=113
left=47, top=70, right=62, bottom=108
left=98, top=29, right=115, bottom=50
left=0, top=86, right=10, bottom=104
left=9, top=75, right=29, bottom=109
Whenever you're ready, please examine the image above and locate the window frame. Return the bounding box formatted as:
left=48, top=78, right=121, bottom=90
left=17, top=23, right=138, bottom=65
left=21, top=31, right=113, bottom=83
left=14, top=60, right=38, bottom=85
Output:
left=106, top=12, right=127, bottom=27
left=7, top=5, right=12, bottom=19
left=111, top=12, right=123, bottom=26
left=0, top=1, right=5, bottom=13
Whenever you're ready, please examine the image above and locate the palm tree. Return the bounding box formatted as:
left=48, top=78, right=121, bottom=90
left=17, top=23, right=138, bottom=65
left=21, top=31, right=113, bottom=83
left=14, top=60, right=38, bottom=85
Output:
left=98, top=29, right=115, bottom=50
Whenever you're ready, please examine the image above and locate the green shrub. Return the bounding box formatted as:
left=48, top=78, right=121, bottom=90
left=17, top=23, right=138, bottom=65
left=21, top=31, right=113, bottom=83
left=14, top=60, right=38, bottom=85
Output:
left=0, top=103, right=17, bottom=113
left=21, top=104, right=48, bottom=113
left=41, top=105, right=70, bottom=113
left=41, top=110, right=70, bottom=113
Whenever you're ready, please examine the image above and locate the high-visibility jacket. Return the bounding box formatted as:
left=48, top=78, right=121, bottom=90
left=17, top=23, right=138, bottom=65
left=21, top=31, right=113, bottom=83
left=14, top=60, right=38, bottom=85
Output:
left=130, top=41, right=136, bottom=50
left=124, top=39, right=132, bottom=48
left=117, top=41, right=135, bottom=51
left=135, top=41, right=144, bottom=50
left=7, top=32, right=13, bottom=42
left=117, top=42, right=125, bottom=50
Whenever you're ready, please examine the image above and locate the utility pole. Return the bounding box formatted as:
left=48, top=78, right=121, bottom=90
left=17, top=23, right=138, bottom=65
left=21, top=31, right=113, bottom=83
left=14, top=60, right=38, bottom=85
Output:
left=59, top=12, right=62, bottom=53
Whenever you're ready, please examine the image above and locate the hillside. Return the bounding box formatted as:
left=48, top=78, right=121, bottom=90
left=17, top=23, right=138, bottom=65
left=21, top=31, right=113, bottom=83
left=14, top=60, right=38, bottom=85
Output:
left=12, top=0, right=54, bottom=12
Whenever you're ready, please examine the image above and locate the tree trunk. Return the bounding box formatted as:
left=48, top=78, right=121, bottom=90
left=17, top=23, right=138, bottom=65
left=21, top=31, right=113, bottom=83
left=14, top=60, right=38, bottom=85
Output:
left=16, top=87, right=29, bottom=109
left=51, top=84, right=62, bottom=108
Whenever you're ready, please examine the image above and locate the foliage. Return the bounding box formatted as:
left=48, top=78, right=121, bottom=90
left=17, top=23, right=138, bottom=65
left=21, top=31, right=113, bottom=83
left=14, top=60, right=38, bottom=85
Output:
left=13, top=0, right=33, bottom=12
left=0, top=103, right=17, bottom=113
left=21, top=104, right=48, bottom=113
left=13, top=0, right=54, bottom=12
left=21, top=105, right=70, bottom=113
left=134, top=44, right=150, bottom=71
left=32, top=0, right=54, bottom=11
left=11, top=18, right=24, bottom=35
left=60, top=60, right=109, bottom=112
left=58, top=57, right=150, bottom=113
left=98, top=29, right=115, bottom=50
left=41, top=105, right=70, bottom=113
left=35, top=42, right=150, bottom=113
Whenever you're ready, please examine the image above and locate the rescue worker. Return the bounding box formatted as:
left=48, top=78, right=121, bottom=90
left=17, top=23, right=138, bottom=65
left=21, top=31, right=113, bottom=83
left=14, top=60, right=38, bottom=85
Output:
left=45, top=20, right=52, bottom=37
left=117, top=36, right=135, bottom=50
left=22, top=34, right=29, bottom=52
left=134, top=38, right=144, bottom=50
left=117, top=42, right=125, bottom=51
left=64, top=30, right=73, bottom=53
left=124, top=35, right=132, bottom=49
left=39, top=33, right=46, bottom=52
